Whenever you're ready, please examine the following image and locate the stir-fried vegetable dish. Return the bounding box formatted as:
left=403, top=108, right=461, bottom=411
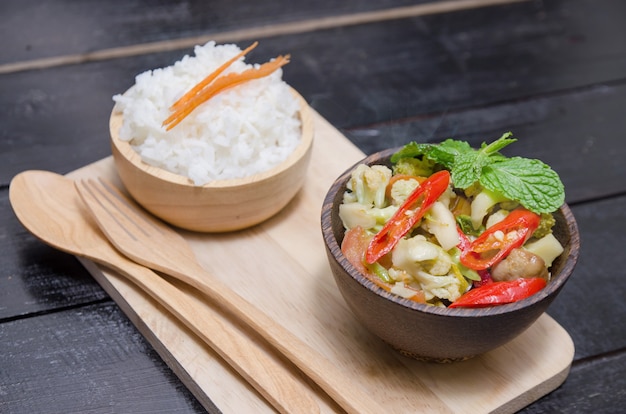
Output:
left=339, top=133, right=566, bottom=308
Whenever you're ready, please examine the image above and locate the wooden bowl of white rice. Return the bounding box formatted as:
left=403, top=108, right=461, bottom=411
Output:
left=109, top=42, right=313, bottom=232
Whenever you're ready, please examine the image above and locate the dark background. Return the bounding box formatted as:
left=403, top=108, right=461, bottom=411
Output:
left=1, top=0, right=625, bottom=412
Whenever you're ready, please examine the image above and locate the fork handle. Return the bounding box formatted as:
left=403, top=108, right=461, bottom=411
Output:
left=174, top=265, right=388, bottom=414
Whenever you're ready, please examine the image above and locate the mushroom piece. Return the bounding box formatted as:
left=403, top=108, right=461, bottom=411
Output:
left=491, top=248, right=549, bottom=282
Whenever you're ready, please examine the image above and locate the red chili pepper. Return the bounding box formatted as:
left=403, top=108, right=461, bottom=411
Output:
left=456, top=226, right=493, bottom=287
left=365, top=170, right=450, bottom=264
left=459, top=208, right=540, bottom=271
left=448, top=277, right=547, bottom=308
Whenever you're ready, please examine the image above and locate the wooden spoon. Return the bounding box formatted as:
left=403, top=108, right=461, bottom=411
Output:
left=75, top=177, right=387, bottom=414
left=8, top=170, right=321, bottom=414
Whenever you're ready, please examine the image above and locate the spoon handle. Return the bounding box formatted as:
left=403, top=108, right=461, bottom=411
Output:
left=101, top=257, right=321, bottom=414
left=173, top=263, right=385, bottom=414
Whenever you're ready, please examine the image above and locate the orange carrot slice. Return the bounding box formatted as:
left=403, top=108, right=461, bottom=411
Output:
left=163, top=54, right=290, bottom=130
left=170, top=41, right=258, bottom=111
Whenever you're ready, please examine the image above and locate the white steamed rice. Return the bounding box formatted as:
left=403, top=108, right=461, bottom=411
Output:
left=112, top=41, right=302, bottom=186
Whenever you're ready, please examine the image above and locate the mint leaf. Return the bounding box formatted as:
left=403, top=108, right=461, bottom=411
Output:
left=452, top=151, right=484, bottom=189
left=425, top=139, right=472, bottom=169
left=390, top=133, right=566, bottom=213
left=390, top=142, right=432, bottom=163
left=480, top=157, right=565, bottom=213
left=446, top=133, right=515, bottom=188
left=390, top=138, right=473, bottom=168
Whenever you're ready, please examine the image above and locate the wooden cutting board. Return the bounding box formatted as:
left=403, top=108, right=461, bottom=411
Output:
left=68, top=110, right=574, bottom=413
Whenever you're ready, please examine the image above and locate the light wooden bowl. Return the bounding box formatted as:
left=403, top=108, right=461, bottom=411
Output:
left=321, top=148, right=580, bottom=362
left=110, top=89, right=314, bottom=232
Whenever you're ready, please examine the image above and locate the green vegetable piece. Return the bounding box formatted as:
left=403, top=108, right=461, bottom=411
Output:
left=391, top=139, right=473, bottom=170
left=479, top=132, right=517, bottom=153
left=424, top=139, right=473, bottom=169
left=367, top=261, right=393, bottom=283
left=392, top=157, right=435, bottom=177
left=460, top=265, right=481, bottom=282
left=456, top=215, right=483, bottom=236
left=532, top=213, right=556, bottom=239
left=480, top=157, right=565, bottom=214
left=451, top=132, right=515, bottom=189
left=449, top=247, right=481, bottom=282
left=390, top=142, right=432, bottom=163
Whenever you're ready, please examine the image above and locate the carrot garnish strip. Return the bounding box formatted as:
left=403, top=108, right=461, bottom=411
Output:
left=169, top=41, right=258, bottom=111
left=163, top=54, right=290, bottom=131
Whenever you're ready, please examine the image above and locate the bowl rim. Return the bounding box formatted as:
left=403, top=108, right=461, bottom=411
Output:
left=110, top=87, right=314, bottom=189
left=321, top=147, right=581, bottom=317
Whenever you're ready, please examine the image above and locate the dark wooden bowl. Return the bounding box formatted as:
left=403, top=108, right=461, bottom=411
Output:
left=321, top=148, right=580, bottom=362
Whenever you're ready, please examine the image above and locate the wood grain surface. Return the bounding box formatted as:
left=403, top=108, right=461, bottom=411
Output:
left=67, top=110, right=574, bottom=413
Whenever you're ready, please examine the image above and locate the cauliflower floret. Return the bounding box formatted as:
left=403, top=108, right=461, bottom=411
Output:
left=339, top=164, right=396, bottom=231
left=339, top=203, right=397, bottom=231
left=338, top=203, right=376, bottom=230
left=342, top=191, right=358, bottom=204
left=413, top=270, right=465, bottom=302
left=388, top=267, right=465, bottom=302
left=389, top=178, right=420, bottom=206
left=346, top=164, right=392, bottom=208
left=391, top=236, right=452, bottom=276
left=390, top=236, right=467, bottom=302
left=390, top=282, right=422, bottom=300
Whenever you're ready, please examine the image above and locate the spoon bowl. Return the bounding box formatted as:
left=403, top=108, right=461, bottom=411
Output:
left=10, top=171, right=102, bottom=257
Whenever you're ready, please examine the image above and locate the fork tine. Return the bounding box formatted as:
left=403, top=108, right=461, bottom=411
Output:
left=79, top=178, right=166, bottom=239
left=95, top=178, right=167, bottom=236
left=75, top=177, right=198, bottom=275
left=76, top=176, right=199, bottom=267
left=76, top=178, right=139, bottom=241
left=77, top=178, right=156, bottom=243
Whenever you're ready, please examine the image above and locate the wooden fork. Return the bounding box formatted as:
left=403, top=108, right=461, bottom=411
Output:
left=75, top=177, right=386, bottom=414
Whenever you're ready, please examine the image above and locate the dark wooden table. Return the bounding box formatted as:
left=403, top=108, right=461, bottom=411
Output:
left=2, top=0, right=625, bottom=412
